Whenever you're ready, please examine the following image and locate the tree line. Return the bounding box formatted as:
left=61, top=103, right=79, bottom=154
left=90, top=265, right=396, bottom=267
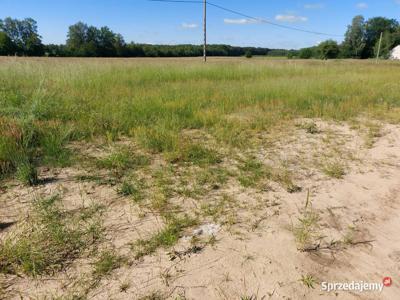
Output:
left=0, top=18, right=285, bottom=57
left=1, top=16, right=399, bottom=58
left=294, top=16, right=400, bottom=59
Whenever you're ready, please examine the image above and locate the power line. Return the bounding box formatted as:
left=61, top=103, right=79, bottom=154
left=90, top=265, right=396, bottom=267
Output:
left=207, top=2, right=342, bottom=37
left=148, top=0, right=343, bottom=37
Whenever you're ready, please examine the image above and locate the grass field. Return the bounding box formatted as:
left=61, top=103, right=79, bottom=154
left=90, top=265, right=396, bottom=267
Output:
left=1, top=57, right=400, bottom=182
left=1, top=57, right=400, bottom=299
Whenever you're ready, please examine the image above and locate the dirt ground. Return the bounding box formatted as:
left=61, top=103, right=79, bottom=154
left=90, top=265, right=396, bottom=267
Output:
left=1, top=120, right=399, bottom=300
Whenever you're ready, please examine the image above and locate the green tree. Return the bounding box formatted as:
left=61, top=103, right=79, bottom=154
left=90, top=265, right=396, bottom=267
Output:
left=0, top=17, right=43, bottom=55
left=98, top=27, right=117, bottom=57
left=374, top=29, right=400, bottom=59
left=342, top=15, right=366, bottom=58
left=364, top=17, right=399, bottom=57
left=318, top=40, right=340, bottom=59
left=66, top=22, right=89, bottom=56
left=298, top=47, right=314, bottom=59
left=0, top=31, right=17, bottom=55
left=113, top=34, right=127, bottom=57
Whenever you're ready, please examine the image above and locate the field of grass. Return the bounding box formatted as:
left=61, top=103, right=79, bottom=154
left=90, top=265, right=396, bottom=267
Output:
left=1, top=57, right=399, bottom=184
left=1, top=57, right=400, bottom=298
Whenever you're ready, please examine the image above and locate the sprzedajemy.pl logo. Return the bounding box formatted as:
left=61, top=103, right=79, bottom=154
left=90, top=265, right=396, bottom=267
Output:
left=321, top=277, right=392, bottom=293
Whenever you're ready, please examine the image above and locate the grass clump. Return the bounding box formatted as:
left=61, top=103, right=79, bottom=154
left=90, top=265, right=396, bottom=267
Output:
left=0, top=118, right=38, bottom=185
left=293, top=210, right=320, bottom=250
left=237, top=157, right=299, bottom=192
left=98, top=147, right=150, bottom=173
left=138, top=291, right=165, bottom=300
left=135, top=127, right=179, bottom=154
left=322, top=161, right=346, bottom=179
left=0, top=117, right=73, bottom=184
left=169, top=143, right=221, bottom=165
left=201, top=194, right=236, bottom=224
left=93, top=250, right=124, bottom=278
left=300, top=121, right=320, bottom=134
left=0, top=195, right=102, bottom=276
left=196, top=167, right=229, bottom=188
left=364, top=122, right=383, bottom=148
left=238, top=157, right=265, bottom=188
left=15, top=160, right=39, bottom=185
left=117, top=178, right=145, bottom=202
left=300, top=274, right=317, bottom=289
left=132, top=216, right=197, bottom=259
left=38, top=123, right=72, bottom=167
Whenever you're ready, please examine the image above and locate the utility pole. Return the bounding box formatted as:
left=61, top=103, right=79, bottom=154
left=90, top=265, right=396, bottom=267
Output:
left=376, top=32, right=383, bottom=62
left=203, top=0, right=207, bottom=62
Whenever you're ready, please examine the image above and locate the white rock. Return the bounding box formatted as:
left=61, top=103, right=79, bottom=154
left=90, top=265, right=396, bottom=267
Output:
left=193, top=223, right=221, bottom=236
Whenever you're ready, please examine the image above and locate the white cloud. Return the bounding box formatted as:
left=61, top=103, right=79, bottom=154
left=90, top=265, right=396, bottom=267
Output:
left=275, top=14, right=308, bottom=23
left=304, top=3, right=324, bottom=9
left=356, top=2, right=368, bottom=9
left=181, top=23, right=198, bottom=29
left=223, top=18, right=261, bottom=25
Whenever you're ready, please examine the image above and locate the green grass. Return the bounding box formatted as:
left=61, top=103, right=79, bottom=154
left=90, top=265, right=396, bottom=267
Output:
left=93, top=250, right=124, bottom=278
left=117, top=178, right=145, bottom=202
left=131, top=215, right=197, bottom=259
left=300, top=274, right=317, bottom=289
left=1, top=58, right=400, bottom=183
left=293, top=210, right=320, bottom=250
left=238, top=157, right=266, bottom=188
left=0, top=195, right=103, bottom=276
left=322, top=161, right=346, bottom=179
left=98, top=147, right=150, bottom=173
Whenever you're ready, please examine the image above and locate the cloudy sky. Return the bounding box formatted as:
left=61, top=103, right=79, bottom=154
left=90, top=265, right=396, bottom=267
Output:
left=1, top=0, right=400, bottom=49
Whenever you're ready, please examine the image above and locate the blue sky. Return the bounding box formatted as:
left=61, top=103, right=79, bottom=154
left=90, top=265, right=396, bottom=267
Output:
left=1, top=0, right=400, bottom=49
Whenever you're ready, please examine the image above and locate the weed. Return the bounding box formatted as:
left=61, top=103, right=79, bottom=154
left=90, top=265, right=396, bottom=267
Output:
left=343, top=226, right=357, bottom=245
left=132, top=216, right=197, bottom=259
left=138, top=291, right=164, bottom=300
left=119, top=282, right=131, bottom=292
left=300, top=274, right=317, bottom=289
left=93, top=250, right=123, bottom=278
left=98, top=147, right=150, bottom=173
left=15, top=161, right=38, bottom=185
left=201, top=194, right=236, bottom=222
left=135, top=127, right=179, bottom=154
left=238, top=157, right=265, bottom=188
left=322, top=161, right=346, bottom=179
left=117, top=178, right=145, bottom=202
left=39, top=123, right=72, bottom=167
left=240, top=295, right=257, bottom=300
left=293, top=199, right=320, bottom=250
left=301, top=121, right=320, bottom=134
left=365, top=122, right=382, bottom=148
left=169, top=143, right=221, bottom=165
left=196, top=167, right=229, bottom=188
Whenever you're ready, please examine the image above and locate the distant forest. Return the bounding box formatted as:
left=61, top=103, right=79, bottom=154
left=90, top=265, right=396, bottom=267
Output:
left=1, top=15, right=399, bottom=58
left=0, top=18, right=286, bottom=58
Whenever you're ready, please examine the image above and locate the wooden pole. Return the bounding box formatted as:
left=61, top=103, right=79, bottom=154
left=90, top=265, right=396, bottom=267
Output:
left=203, top=0, right=207, bottom=62
left=376, top=32, right=383, bottom=62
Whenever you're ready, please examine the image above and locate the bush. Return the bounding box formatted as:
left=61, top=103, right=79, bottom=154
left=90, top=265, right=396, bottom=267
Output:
left=318, top=40, right=340, bottom=59
left=299, top=48, right=314, bottom=59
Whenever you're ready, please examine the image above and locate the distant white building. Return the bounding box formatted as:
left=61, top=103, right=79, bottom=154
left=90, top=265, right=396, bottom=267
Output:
left=390, top=45, right=400, bottom=60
